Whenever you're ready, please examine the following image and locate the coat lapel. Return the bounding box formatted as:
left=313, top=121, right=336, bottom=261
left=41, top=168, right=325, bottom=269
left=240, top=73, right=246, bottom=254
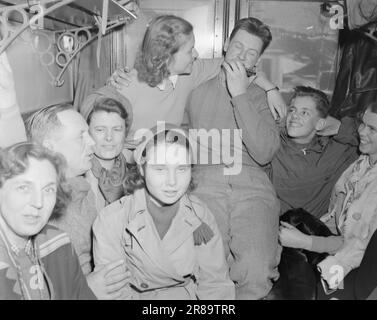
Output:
left=162, top=195, right=202, bottom=255
left=125, top=190, right=186, bottom=279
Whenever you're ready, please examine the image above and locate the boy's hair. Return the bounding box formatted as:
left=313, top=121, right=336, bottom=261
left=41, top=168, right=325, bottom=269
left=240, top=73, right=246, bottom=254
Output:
left=25, top=103, right=73, bottom=144
left=0, top=142, right=71, bottom=220
left=357, top=102, right=377, bottom=123
left=229, top=17, right=272, bottom=55
left=135, top=15, right=193, bottom=87
left=290, top=86, right=330, bottom=118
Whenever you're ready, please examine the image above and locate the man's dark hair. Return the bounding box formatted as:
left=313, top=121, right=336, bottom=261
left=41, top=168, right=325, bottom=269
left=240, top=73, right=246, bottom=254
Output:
left=229, top=17, right=272, bottom=54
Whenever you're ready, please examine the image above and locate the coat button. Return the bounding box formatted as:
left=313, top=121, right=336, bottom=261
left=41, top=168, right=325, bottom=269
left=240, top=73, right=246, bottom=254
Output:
left=140, top=282, right=149, bottom=289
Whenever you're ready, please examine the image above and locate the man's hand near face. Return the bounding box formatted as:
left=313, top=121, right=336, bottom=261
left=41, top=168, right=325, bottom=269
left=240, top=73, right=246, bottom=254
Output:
left=222, top=60, right=250, bottom=98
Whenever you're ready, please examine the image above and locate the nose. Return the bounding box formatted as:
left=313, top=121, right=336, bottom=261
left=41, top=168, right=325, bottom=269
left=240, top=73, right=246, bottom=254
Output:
left=239, top=50, right=247, bottom=62
left=166, top=169, right=177, bottom=187
left=30, top=188, right=43, bottom=209
left=290, top=111, right=299, bottom=120
left=105, top=129, right=113, bottom=142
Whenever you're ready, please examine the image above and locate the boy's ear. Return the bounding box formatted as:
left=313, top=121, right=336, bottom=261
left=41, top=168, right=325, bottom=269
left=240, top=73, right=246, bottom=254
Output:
left=315, top=118, right=327, bottom=131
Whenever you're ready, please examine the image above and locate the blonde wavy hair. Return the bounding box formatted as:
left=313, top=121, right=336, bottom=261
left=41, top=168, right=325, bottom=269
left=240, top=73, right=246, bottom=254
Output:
left=135, top=15, right=193, bottom=87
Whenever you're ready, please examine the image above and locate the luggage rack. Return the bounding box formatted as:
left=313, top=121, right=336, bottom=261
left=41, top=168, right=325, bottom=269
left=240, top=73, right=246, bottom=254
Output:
left=0, top=0, right=137, bottom=86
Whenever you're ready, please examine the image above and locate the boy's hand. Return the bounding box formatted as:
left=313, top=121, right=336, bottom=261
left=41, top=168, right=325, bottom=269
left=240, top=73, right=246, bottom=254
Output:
left=317, top=116, right=341, bottom=136
left=266, top=89, right=287, bottom=122
left=254, top=74, right=286, bottom=121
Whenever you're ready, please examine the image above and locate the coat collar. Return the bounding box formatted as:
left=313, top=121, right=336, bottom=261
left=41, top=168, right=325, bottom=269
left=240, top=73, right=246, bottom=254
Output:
left=280, top=129, right=328, bottom=155
left=126, top=190, right=202, bottom=256
left=156, top=75, right=179, bottom=91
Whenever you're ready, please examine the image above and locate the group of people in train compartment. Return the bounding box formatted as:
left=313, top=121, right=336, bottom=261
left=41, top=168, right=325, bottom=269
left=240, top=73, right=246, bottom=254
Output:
left=1, top=8, right=377, bottom=300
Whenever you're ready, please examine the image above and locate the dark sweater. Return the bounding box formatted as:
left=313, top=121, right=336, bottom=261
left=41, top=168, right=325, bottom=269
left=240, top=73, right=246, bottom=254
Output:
left=272, top=117, right=359, bottom=218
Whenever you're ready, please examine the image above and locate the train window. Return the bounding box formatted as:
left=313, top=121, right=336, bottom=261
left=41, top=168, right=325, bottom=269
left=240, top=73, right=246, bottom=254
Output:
left=247, top=0, right=342, bottom=96
left=140, top=0, right=218, bottom=58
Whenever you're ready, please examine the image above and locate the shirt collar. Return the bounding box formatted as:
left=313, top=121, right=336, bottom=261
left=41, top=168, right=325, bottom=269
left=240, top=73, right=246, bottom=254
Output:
left=281, top=130, right=328, bottom=154
left=156, top=75, right=179, bottom=91
left=130, top=189, right=200, bottom=227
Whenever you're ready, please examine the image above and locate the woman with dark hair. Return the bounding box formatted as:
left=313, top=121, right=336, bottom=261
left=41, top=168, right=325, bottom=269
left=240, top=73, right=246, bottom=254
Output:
left=92, top=124, right=234, bottom=300
left=0, top=142, right=95, bottom=299
left=83, top=93, right=139, bottom=210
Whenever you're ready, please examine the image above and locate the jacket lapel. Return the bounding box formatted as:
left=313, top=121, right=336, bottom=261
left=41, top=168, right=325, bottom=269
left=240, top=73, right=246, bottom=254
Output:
left=125, top=190, right=185, bottom=279
left=162, top=195, right=201, bottom=255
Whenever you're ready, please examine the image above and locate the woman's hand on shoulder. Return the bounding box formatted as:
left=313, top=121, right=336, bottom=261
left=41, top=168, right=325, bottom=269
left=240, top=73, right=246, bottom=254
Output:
left=107, top=67, right=133, bottom=91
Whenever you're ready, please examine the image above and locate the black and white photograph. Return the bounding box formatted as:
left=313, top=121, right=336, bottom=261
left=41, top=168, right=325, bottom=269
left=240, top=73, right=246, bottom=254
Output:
left=0, top=0, right=377, bottom=305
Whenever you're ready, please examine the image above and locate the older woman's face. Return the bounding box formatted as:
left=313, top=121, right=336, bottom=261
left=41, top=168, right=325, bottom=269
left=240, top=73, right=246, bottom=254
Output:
left=89, top=111, right=126, bottom=161
left=168, top=33, right=198, bottom=76
left=0, top=158, right=57, bottom=244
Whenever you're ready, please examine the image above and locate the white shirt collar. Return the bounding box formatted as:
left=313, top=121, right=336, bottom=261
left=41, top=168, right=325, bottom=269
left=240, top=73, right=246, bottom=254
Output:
left=156, top=75, right=178, bottom=91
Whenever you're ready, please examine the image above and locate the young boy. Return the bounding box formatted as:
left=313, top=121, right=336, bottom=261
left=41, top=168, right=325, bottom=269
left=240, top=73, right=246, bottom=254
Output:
left=272, top=86, right=359, bottom=218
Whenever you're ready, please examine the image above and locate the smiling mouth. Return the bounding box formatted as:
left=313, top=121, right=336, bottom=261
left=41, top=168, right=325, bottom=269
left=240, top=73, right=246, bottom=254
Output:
left=288, top=122, right=301, bottom=127
left=23, top=215, right=41, bottom=224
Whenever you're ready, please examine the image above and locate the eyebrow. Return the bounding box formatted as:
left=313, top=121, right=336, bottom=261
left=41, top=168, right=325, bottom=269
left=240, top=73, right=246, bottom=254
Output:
left=290, top=106, right=312, bottom=112
left=12, top=180, right=32, bottom=185
left=44, top=182, right=57, bottom=187
left=12, top=180, right=57, bottom=187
